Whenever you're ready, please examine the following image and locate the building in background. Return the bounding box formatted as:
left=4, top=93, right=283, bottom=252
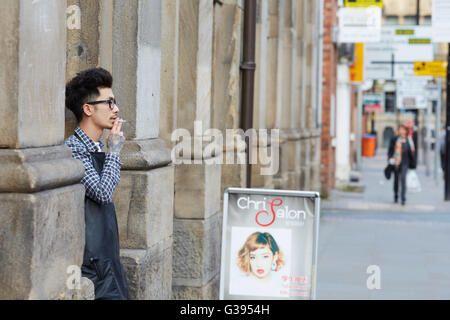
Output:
left=372, top=0, right=446, bottom=159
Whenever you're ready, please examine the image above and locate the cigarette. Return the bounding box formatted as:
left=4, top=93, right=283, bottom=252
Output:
left=119, top=120, right=127, bottom=123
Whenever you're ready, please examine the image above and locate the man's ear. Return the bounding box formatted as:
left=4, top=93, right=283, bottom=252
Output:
left=82, top=104, right=94, bottom=117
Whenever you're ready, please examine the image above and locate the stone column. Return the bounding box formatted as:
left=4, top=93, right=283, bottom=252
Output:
left=172, top=0, right=222, bottom=300
left=300, top=0, right=312, bottom=190
left=109, top=0, right=174, bottom=300
left=265, top=0, right=280, bottom=131
left=309, top=0, right=322, bottom=192
left=65, top=0, right=101, bottom=138
left=0, top=0, right=87, bottom=300
left=212, top=0, right=245, bottom=196
left=265, top=0, right=287, bottom=189
left=159, top=0, right=180, bottom=147
left=335, top=63, right=352, bottom=187
left=251, top=0, right=275, bottom=189
left=280, top=0, right=303, bottom=190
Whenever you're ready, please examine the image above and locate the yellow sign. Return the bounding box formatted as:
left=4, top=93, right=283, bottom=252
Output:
left=408, top=38, right=431, bottom=44
left=396, top=29, right=414, bottom=35
left=414, top=61, right=448, bottom=77
left=345, top=0, right=383, bottom=8
left=350, top=43, right=364, bottom=83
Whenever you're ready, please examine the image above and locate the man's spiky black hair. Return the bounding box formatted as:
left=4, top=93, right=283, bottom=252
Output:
left=65, top=68, right=113, bottom=122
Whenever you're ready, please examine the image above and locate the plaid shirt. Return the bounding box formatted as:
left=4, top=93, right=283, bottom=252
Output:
left=65, top=127, right=122, bottom=205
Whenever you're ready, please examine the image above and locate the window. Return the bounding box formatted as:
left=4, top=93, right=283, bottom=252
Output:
left=404, top=15, right=418, bottom=25
left=423, top=15, right=432, bottom=25
left=384, top=15, right=399, bottom=26
left=385, top=92, right=396, bottom=113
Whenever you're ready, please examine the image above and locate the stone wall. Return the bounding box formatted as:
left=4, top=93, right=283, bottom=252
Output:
left=0, top=0, right=87, bottom=300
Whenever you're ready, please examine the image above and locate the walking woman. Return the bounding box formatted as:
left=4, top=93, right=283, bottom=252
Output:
left=388, top=124, right=416, bottom=205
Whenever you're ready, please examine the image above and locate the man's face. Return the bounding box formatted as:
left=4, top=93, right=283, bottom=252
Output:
left=85, top=87, right=120, bottom=130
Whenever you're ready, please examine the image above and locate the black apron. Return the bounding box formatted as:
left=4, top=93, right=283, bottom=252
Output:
left=74, top=132, right=129, bottom=300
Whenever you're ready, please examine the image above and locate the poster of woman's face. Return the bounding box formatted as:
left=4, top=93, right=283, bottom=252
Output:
left=228, top=227, right=291, bottom=297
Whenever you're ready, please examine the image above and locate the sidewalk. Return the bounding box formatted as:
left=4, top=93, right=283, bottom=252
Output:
left=321, top=149, right=450, bottom=214
left=316, top=149, right=450, bottom=299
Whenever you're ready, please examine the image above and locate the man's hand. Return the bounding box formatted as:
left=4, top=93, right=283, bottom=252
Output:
left=107, top=118, right=125, bottom=155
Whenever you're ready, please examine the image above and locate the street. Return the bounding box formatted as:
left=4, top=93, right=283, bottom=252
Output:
left=317, top=150, right=450, bottom=299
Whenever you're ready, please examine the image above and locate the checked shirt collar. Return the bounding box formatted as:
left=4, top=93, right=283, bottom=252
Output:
left=75, top=127, right=105, bottom=152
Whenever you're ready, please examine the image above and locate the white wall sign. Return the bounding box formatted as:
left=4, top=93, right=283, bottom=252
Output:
left=396, top=78, right=429, bottom=110
left=425, top=84, right=441, bottom=101
left=364, top=26, right=434, bottom=80
left=338, top=7, right=382, bottom=43
left=432, top=0, right=450, bottom=43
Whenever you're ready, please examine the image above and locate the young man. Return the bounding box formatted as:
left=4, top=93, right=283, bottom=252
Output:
left=65, top=68, right=129, bottom=300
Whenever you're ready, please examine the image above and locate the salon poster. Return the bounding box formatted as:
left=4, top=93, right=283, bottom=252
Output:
left=219, top=188, right=320, bottom=300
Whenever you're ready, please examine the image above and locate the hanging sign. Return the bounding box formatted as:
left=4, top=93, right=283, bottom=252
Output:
left=344, top=0, right=383, bottom=8
left=414, top=61, right=448, bottom=77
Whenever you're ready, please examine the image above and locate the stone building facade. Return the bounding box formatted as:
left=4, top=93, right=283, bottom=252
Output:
left=373, top=0, right=444, bottom=152
left=0, top=0, right=323, bottom=300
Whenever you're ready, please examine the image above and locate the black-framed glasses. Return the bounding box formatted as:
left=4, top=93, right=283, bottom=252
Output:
left=86, top=98, right=117, bottom=110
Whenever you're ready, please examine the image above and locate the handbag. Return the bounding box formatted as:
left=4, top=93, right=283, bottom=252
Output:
left=384, top=164, right=394, bottom=180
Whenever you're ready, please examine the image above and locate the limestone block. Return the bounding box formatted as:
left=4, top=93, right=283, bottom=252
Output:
left=58, top=277, right=95, bottom=300
left=66, top=0, right=100, bottom=80
left=300, top=134, right=311, bottom=168
left=221, top=160, right=246, bottom=200
left=254, top=0, right=269, bottom=130
left=177, top=0, right=213, bottom=131
left=114, top=165, right=174, bottom=250
left=285, top=133, right=301, bottom=173
left=212, top=2, right=242, bottom=131
left=121, top=239, right=172, bottom=300
left=0, top=185, right=85, bottom=300
left=119, top=139, right=172, bottom=170
left=172, top=212, right=222, bottom=287
left=173, top=275, right=219, bottom=300
left=0, top=0, right=66, bottom=149
left=112, top=0, right=162, bottom=140
left=310, top=164, right=321, bottom=192
left=277, top=141, right=289, bottom=180
left=174, top=163, right=221, bottom=220
left=65, top=0, right=101, bottom=136
left=250, top=154, right=275, bottom=188
left=300, top=166, right=311, bottom=190
left=0, top=146, right=85, bottom=193
left=287, top=172, right=301, bottom=190
left=160, top=0, right=180, bottom=146
left=265, top=37, right=279, bottom=129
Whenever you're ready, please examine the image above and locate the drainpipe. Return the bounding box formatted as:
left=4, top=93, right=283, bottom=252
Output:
left=316, top=0, right=324, bottom=131
left=240, top=0, right=257, bottom=188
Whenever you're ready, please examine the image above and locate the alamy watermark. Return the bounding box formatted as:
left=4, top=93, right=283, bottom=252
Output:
left=171, top=121, right=280, bottom=176
left=66, top=265, right=81, bottom=290
left=66, top=5, right=81, bottom=30
left=366, top=265, right=381, bottom=290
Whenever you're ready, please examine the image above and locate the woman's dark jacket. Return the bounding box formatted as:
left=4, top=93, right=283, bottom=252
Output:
left=387, top=136, right=416, bottom=169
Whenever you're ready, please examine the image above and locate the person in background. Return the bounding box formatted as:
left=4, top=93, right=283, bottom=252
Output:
left=388, top=124, right=416, bottom=206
